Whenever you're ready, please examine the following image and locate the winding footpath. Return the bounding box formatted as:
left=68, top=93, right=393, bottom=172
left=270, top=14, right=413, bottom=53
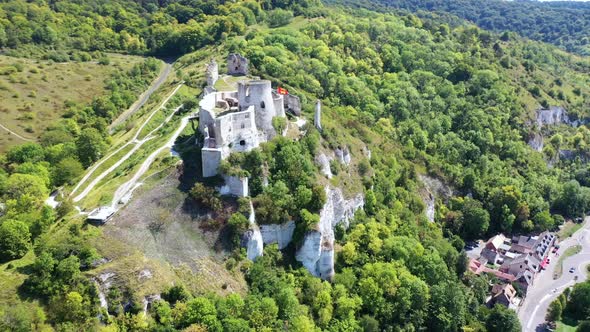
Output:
left=0, top=122, right=35, bottom=142
left=519, top=218, right=590, bottom=332
left=110, top=114, right=190, bottom=207
left=71, top=83, right=183, bottom=203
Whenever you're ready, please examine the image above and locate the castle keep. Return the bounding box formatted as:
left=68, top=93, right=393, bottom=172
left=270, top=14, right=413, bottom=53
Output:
left=198, top=54, right=298, bottom=180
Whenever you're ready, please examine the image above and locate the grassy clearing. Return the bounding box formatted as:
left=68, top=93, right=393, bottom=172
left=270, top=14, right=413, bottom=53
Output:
left=559, top=221, right=584, bottom=239
left=557, top=321, right=578, bottom=332
left=0, top=251, right=36, bottom=306
left=0, top=54, right=145, bottom=151
left=214, top=74, right=248, bottom=91
left=554, top=244, right=583, bottom=279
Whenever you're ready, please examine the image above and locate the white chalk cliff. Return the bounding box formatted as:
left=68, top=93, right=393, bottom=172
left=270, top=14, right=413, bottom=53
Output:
left=315, top=153, right=333, bottom=179
left=296, top=187, right=364, bottom=280
left=260, top=220, right=295, bottom=249
left=528, top=132, right=544, bottom=152
left=244, top=201, right=263, bottom=260
left=334, top=147, right=351, bottom=165
left=536, top=106, right=579, bottom=127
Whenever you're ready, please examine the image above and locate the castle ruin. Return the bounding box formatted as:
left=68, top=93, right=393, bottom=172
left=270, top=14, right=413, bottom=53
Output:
left=206, top=59, right=218, bottom=88
left=227, top=53, right=249, bottom=76
left=198, top=55, right=295, bottom=182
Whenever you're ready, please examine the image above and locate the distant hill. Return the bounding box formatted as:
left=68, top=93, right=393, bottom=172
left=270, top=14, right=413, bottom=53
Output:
left=328, top=0, right=590, bottom=55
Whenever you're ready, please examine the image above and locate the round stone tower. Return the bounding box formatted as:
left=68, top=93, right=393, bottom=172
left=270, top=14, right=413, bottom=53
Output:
left=238, top=80, right=277, bottom=138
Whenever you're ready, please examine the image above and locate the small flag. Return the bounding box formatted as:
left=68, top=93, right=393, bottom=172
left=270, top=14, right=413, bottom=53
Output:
left=277, top=87, right=288, bottom=95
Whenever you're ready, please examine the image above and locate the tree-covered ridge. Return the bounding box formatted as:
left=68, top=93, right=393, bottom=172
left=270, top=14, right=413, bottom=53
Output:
left=328, top=0, right=590, bottom=56
left=224, top=6, right=590, bottom=236
left=0, top=0, right=320, bottom=56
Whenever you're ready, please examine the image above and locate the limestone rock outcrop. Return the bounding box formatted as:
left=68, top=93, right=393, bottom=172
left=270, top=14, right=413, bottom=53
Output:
left=536, top=106, right=578, bottom=127
left=315, top=153, right=333, bottom=179
left=528, top=132, right=544, bottom=152
left=296, top=187, right=364, bottom=280
left=260, top=220, right=295, bottom=249
left=243, top=201, right=263, bottom=260
left=334, top=147, right=351, bottom=165
left=418, top=174, right=453, bottom=222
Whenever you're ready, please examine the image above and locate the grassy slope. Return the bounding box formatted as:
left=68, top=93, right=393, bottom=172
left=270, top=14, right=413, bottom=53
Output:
left=0, top=54, right=146, bottom=152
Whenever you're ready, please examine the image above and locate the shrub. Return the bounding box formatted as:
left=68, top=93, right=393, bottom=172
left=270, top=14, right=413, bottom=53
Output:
left=0, top=66, right=18, bottom=75
left=190, top=183, right=223, bottom=212
left=98, top=57, right=110, bottom=65
left=266, top=9, right=293, bottom=28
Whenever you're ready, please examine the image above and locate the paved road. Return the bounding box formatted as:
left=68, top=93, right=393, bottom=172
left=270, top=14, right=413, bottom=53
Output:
left=519, top=219, right=590, bottom=331
left=71, top=84, right=183, bottom=203
left=108, top=62, right=173, bottom=132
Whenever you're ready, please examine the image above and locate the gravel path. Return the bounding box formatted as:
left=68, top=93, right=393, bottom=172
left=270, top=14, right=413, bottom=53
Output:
left=71, top=84, right=183, bottom=203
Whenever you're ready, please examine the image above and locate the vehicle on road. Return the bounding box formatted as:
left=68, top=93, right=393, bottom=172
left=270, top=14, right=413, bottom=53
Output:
left=569, top=267, right=576, bottom=273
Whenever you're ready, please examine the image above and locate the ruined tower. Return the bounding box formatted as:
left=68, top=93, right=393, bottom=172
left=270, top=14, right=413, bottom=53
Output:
left=238, top=80, right=282, bottom=139
left=314, top=99, right=322, bottom=131
left=206, top=59, right=218, bottom=87
left=227, top=53, right=249, bottom=76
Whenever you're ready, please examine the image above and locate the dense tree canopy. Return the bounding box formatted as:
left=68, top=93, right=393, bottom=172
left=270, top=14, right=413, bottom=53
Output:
left=332, top=0, right=590, bottom=55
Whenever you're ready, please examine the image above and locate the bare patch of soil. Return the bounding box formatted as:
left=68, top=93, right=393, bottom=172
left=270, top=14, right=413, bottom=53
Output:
left=105, top=169, right=224, bottom=269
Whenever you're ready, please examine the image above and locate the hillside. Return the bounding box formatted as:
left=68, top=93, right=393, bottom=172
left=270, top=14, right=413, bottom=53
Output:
left=328, top=0, right=590, bottom=55
left=1, top=0, right=590, bottom=331
left=0, top=53, right=150, bottom=151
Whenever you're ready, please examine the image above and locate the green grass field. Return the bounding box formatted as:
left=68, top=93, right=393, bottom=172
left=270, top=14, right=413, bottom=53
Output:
left=559, top=221, right=584, bottom=239
left=0, top=54, right=146, bottom=152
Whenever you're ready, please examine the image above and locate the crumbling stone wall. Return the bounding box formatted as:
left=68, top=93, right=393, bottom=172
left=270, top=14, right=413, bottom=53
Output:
left=227, top=53, right=249, bottom=76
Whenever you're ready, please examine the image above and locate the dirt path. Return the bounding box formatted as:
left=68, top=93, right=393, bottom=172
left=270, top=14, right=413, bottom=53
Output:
left=111, top=114, right=190, bottom=207
left=0, top=122, right=35, bottom=142
left=71, top=84, right=183, bottom=202
left=108, top=62, right=173, bottom=132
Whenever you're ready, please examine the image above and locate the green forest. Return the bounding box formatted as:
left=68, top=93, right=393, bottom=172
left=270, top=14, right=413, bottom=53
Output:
left=329, top=0, right=590, bottom=56
left=1, top=0, right=590, bottom=331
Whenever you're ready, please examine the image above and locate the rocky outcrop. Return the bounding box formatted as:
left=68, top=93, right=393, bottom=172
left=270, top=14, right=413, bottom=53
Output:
left=142, top=294, right=161, bottom=314
left=418, top=174, right=453, bottom=222
left=260, top=220, right=295, bottom=249
left=536, top=107, right=579, bottom=127
left=243, top=201, right=263, bottom=260
left=94, top=272, right=116, bottom=311
left=296, top=187, right=364, bottom=280
left=528, top=132, right=544, bottom=152
left=334, top=147, right=351, bottom=165
left=243, top=227, right=263, bottom=261
left=315, top=153, right=333, bottom=179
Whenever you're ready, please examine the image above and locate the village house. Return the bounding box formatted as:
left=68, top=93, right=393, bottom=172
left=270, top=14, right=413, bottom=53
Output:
left=510, top=232, right=556, bottom=261
left=488, top=283, right=520, bottom=309
left=480, top=234, right=512, bottom=265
